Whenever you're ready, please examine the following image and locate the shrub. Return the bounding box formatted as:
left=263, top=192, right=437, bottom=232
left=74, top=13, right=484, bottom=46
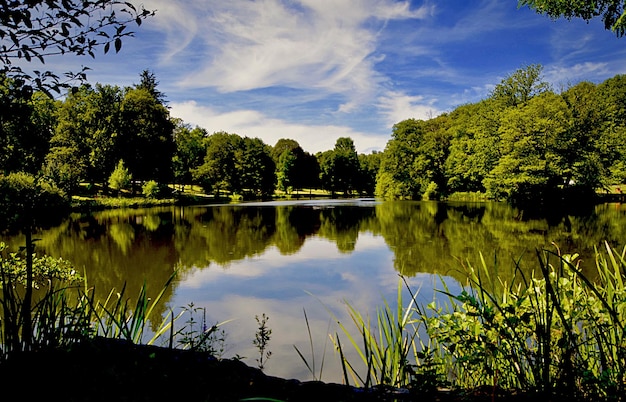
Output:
left=108, top=160, right=132, bottom=192
left=142, top=180, right=161, bottom=198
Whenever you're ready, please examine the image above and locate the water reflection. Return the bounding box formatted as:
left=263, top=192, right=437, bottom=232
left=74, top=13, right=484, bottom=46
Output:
left=2, top=200, right=626, bottom=382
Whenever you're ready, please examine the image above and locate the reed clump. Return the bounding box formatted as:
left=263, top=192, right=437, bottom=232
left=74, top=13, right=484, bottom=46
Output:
left=333, top=242, right=626, bottom=401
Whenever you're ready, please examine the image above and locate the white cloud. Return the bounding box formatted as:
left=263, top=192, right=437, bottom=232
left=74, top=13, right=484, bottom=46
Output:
left=377, top=90, right=441, bottom=126
left=170, top=100, right=388, bottom=153
left=544, top=62, right=610, bottom=85
left=144, top=0, right=431, bottom=107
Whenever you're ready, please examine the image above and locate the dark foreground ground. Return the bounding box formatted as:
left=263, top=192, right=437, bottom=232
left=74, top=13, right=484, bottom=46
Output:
left=0, top=338, right=585, bottom=402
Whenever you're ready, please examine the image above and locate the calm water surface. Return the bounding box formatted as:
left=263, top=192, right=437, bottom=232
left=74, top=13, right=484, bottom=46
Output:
left=3, top=199, right=626, bottom=382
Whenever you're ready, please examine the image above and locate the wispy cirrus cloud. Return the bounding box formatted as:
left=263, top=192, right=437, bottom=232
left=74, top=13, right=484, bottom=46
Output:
left=145, top=0, right=433, bottom=107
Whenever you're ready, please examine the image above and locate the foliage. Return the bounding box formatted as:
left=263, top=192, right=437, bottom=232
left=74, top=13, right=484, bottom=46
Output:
left=108, top=159, right=132, bottom=192
left=118, top=86, right=175, bottom=183
left=175, top=303, right=228, bottom=356
left=0, top=243, right=81, bottom=288
left=519, top=0, right=626, bottom=37
left=172, top=121, right=206, bottom=189
left=0, top=0, right=154, bottom=94
left=419, top=244, right=626, bottom=399
left=331, top=278, right=421, bottom=388
left=330, top=243, right=626, bottom=400
left=253, top=313, right=272, bottom=371
left=142, top=180, right=162, bottom=199
left=0, top=171, right=68, bottom=230
left=376, top=117, right=450, bottom=200
left=0, top=76, right=56, bottom=174
left=318, top=137, right=360, bottom=195
left=491, top=64, right=551, bottom=107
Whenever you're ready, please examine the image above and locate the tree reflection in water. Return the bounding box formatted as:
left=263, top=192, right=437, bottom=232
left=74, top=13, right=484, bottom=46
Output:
left=2, top=199, right=625, bottom=381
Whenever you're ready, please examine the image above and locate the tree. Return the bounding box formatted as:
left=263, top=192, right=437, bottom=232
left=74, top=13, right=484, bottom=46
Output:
left=357, top=151, right=381, bottom=195
left=136, top=69, right=166, bottom=103
left=596, top=75, right=626, bottom=184
left=118, top=86, right=175, bottom=183
left=238, top=137, right=276, bottom=198
left=519, top=0, right=626, bottom=37
left=193, top=132, right=244, bottom=196
left=172, top=121, right=207, bottom=190
left=318, top=137, right=360, bottom=195
left=0, top=74, right=56, bottom=174
left=376, top=117, right=450, bottom=200
left=0, top=1, right=154, bottom=93
left=108, top=159, right=132, bottom=193
left=445, top=100, right=502, bottom=193
left=484, top=92, right=573, bottom=202
left=491, top=64, right=551, bottom=108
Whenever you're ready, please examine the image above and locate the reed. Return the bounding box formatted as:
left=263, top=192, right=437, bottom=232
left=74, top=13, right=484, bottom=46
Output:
left=331, top=242, right=626, bottom=400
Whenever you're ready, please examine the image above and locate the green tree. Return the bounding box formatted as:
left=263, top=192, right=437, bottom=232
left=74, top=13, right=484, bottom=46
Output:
left=357, top=151, right=381, bottom=195
left=0, top=75, right=57, bottom=175
left=270, top=138, right=302, bottom=163
left=118, top=86, right=175, bottom=183
left=319, top=137, right=360, bottom=195
left=271, top=138, right=318, bottom=193
left=193, top=132, right=244, bottom=196
left=445, top=100, right=502, bottom=194
left=597, top=75, right=626, bottom=184
left=136, top=69, right=165, bottom=103
left=172, top=121, right=207, bottom=190
left=238, top=137, right=276, bottom=198
left=44, top=83, right=123, bottom=191
left=519, top=0, right=626, bottom=36
left=44, top=85, right=94, bottom=190
left=376, top=117, right=450, bottom=199
left=108, top=159, right=132, bottom=193
left=484, top=92, right=572, bottom=202
left=276, top=149, right=297, bottom=193
left=491, top=64, right=551, bottom=108
left=560, top=81, right=608, bottom=192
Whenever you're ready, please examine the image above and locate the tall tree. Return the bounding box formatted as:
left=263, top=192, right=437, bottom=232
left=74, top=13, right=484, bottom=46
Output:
left=193, top=132, right=244, bottom=196
left=136, top=69, right=166, bottom=103
left=238, top=137, right=276, bottom=198
left=376, top=117, right=450, bottom=199
left=172, top=121, right=207, bottom=190
left=357, top=151, right=381, bottom=195
left=445, top=99, right=502, bottom=193
left=484, top=91, right=573, bottom=202
left=319, top=137, right=360, bottom=195
left=491, top=64, right=551, bottom=108
left=519, top=0, right=626, bottom=37
left=118, top=86, right=175, bottom=183
left=0, top=74, right=56, bottom=174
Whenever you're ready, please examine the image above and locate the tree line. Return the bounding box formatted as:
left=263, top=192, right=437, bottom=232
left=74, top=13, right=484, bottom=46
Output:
left=0, top=69, right=381, bottom=201
left=377, top=65, right=626, bottom=204
left=2, top=64, right=626, bottom=208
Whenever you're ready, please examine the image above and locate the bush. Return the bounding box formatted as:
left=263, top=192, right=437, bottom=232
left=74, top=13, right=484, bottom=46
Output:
left=0, top=171, right=69, bottom=230
left=142, top=180, right=161, bottom=198
left=108, top=160, right=132, bottom=192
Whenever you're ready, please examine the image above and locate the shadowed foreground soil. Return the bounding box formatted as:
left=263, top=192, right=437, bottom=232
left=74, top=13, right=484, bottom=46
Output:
left=0, top=338, right=572, bottom=401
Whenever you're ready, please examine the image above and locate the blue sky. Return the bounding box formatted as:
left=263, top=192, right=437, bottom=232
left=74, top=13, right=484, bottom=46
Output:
left=48, top=0, right=626, bottom=154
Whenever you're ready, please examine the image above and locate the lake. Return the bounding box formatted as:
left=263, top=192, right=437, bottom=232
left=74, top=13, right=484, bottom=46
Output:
left=2, top=199, right=626, bottom=383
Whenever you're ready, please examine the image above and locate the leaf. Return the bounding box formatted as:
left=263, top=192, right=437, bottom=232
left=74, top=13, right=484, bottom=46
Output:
left=103, top=42, right=110, bottom=54
left=114, top=37, right=122, bottom=53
